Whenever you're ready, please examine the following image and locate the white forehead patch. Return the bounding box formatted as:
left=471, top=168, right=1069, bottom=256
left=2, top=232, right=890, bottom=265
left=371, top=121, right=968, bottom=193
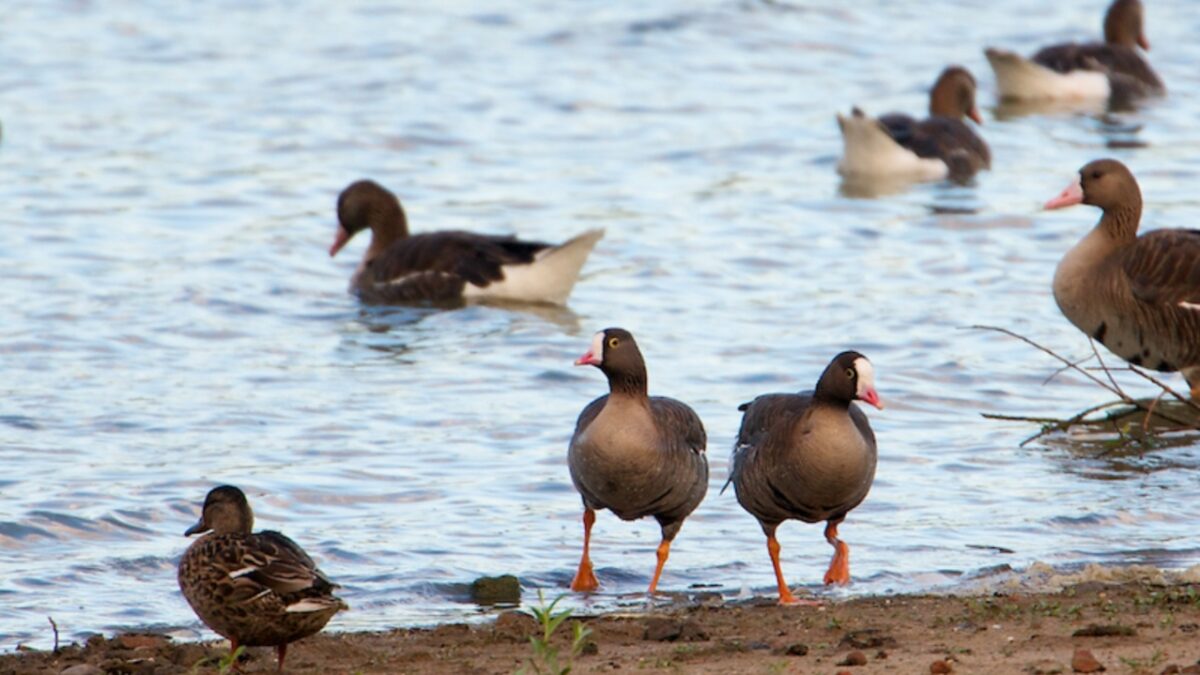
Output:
left=853, top=357, right=875, bottom=396
left=589, top=331, right=605, bottom=364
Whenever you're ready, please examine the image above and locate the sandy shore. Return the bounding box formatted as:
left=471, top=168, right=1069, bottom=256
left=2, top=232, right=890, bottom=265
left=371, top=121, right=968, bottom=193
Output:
left=5, top=580, right=1200, bottom=674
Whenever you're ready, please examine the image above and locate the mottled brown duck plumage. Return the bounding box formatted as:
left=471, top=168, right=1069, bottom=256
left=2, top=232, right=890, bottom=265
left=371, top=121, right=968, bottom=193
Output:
left=178, top=486, right=347, bottom=671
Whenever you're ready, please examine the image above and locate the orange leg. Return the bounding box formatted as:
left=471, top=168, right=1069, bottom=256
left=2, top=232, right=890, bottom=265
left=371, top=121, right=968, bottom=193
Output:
left=276, top=643, right=287, bottom=672
left=647, top=539, right=671, bottom=595
left=765, top=533, right=819, bottom=605
left=570, top=508, right=599, bottom=592
left=822, top=519, right=851, bottom=586
left=227, top=638, right=242, bottom=673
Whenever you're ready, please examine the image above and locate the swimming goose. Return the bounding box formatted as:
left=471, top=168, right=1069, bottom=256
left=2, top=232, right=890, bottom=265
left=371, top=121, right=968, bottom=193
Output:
left=985, top=0, right=1163, bottom=105
left=330, top=180, right=603, bottom=305
left=567, top=328, right=708, bottom=595
left=724, top=352, right=882, bottom=603
left=178, top=486, right=347, bottom=672
left=837, top=66, right=990, bottom=181
left=1045, top=159, right=1200, bottom=399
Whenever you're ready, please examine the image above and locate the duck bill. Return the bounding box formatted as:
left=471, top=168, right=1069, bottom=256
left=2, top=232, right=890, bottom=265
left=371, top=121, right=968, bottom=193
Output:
left=1044, top=178, right=1083, bottom=210
left=968, top=106, right=983, bottom=125
left=859, top=387, right=884, bottom=410
left=574, top=351, right=601, bottom=367
left=183, top=520, right=209, bottom=537
left=1138, top=34, right=1150, bottom=51
left=329, top=225, right=351, bottom=257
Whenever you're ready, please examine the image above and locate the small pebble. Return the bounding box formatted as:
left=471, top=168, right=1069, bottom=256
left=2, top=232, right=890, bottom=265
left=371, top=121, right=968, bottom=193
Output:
left=1072, top=648, right=1106, bottom=673
left=784, top=642, right=808, bottom=656
left=930, top=659, right=953, bottom=674
left=838, top=650, right=867, bottom=666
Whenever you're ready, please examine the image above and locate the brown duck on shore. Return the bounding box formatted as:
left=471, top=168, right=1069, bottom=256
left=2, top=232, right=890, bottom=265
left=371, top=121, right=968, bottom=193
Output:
left=985, top=0, right=1163, bottom=106
left=837, top=66, right=990, bottom=181
left=568, top=328, right=708, bottom=595
left=724, top=352, right=882, bottom=604
left=178, top=486, right=347, bottom=672
left=1045, top=159, right=1200, bottom=398
left=330, top=180, right=603, bottom=305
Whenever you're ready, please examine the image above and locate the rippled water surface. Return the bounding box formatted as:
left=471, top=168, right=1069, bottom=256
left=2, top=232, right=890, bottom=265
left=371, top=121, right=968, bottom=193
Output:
left=3, top=0, right=1200, bottom=648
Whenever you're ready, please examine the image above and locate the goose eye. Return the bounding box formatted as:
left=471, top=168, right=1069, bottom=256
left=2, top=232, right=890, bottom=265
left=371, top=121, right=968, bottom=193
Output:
left=845, top=367, right=855, bottom=379
left=607, top=337, right=620, bottom=349
left=1090, top=171, right=1101, bottom=180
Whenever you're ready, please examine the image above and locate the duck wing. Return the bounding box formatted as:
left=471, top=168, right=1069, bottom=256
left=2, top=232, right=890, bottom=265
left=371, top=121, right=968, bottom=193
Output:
left=365, top=231, right=551, bottom=288
left=1123, top=229, right=1200, bottom=307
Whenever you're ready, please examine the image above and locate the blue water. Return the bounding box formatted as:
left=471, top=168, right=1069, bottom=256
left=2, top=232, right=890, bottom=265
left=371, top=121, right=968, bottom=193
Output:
left=2, top=0, right=1200, bottom=649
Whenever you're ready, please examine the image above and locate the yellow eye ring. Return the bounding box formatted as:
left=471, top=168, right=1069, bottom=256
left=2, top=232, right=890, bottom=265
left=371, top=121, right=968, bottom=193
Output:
left=608, top=337, right=620, bottom=348
left=845, top=367, right=855, bottom=379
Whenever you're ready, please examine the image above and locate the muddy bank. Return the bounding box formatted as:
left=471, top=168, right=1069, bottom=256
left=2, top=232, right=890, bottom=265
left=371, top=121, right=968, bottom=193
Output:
left=5, top=581, right=1200, bottom=674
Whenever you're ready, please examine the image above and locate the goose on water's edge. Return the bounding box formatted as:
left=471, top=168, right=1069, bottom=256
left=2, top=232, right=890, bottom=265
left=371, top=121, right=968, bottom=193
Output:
left=725, top=352, right=882, bottom=605
left=1044, top=159, right=1200, bottom=399
left=567, top=328, right=709, bottom=596
left=330, top=180, right=603, bottom=306
left=837, top=66, right=990, bottom=185
left=178, top=486, right=347, bottom=673
left=984, top=0, right=1163, bottom=107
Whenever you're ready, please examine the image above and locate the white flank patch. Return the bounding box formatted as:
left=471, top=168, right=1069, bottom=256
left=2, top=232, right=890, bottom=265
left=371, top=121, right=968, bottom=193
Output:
left=985, top=48, right=1110, bottom=101
left=463, top=229, right=604, bottom=305
left=1180, top=302, right=1200, bottom=311
left=286, top=599, right=332, bottom=613
left=228, top=566, right=258, bottom=579
left=853, top=357, right=876, bottom=400
left=836, top=111, right=948, bottom=180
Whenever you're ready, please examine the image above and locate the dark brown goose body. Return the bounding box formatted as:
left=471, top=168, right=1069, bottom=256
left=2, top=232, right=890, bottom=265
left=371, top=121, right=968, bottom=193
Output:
left=729, top=393, right=876, bottom=527
left=567, top=328, right=708, bottom=595
left=331, top=180, right=603, bottom=305
left=985, top=0, right=1162, bottom=106
left=838, top=66, right=989, bottom=181
left=178, top=486, right=347, bottom=671
left=1046, top=159, right=1200, bottom=398
left=878, top=66, right=990, bottom=178
left=725, top=352, right=881, bottom=603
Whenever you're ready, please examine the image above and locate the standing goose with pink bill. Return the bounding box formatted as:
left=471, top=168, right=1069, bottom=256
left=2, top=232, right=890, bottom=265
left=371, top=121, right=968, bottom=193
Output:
left=567, top=328, right=709, bottom=596
left=330, top=180, right=603, bottom=306
left=725, top=352, right=882, bottom=604
left=1044, top=158, right=1200, bottom=399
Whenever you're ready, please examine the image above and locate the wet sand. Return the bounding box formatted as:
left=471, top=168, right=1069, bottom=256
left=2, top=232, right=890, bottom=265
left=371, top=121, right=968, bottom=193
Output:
left=5, top=580, right=1200, bottom=674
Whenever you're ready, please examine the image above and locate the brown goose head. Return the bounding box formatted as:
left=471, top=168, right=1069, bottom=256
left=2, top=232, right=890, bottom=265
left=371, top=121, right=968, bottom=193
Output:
left=1044, top=159, right=1143, bottom=237
left=184, top=485, right=254, bottom=536
left=1104, top=0, right=1149, bottom=50
left=929, top=66, right=983, bottom=125
left=814, top=351, right=883, bottom=410
left=330, top=180, right=410, bottom=257
left=574, top=327, right=649, bottom=396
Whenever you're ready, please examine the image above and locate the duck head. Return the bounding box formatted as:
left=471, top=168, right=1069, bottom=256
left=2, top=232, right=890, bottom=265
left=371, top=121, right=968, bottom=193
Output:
left=817, top=351, right=884, bottom=410
left=930, top=66, right=983, bottom=125
left=1105, top=0, right=1149, bottom=50
left=184, top=485, right=254, bottom=536
left=330, top=180, right=409, bottom=257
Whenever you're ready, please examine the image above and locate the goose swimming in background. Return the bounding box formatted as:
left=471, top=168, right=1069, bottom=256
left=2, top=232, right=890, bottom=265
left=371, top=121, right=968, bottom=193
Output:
left=725, top=352, right=882, bottom=604
left=1045, top=159, right=1200, bottom=399
left=837, top=67, right=990, bottom=182
left=985, top=0, right=1163, bottom=106
left=178, top=486, right=347, bottom=672
left=567, top=328, right=708, bottom=595
left=330, top=180, right=604, bottom=306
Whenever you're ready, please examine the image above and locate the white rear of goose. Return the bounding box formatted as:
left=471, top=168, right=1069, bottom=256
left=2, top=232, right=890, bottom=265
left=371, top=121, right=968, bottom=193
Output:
left=835, top=110, right=948, bottom=180
left=985, top=48, right=1110, bottom=101
left=462, top=228, right=604, bottom=305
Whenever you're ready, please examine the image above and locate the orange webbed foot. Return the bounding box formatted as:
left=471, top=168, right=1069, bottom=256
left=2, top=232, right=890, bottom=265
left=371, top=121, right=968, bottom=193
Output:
left=570, top=558, right=598, bottom=592
left=823, top=540, right=851, bottom=586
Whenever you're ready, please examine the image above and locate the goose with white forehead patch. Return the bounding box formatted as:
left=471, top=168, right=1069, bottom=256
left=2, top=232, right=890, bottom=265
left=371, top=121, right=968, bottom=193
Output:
left=178, top=486, right=347, bottom=672
left=984, top=0, right=1163, bottom=107
left=724, top=351, right=882, bottom=604
left=567, top=328, right=709, bottom=595
left=1045, top=158, right=1200, bottom=399
left=330, top=180, right=604, bottom=306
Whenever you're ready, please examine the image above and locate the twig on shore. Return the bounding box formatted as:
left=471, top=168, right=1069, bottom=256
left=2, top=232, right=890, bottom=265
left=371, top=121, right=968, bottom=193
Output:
left=970, top=325, right=1200, bottom=449
left=48, top=617, right=58, bottom=655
